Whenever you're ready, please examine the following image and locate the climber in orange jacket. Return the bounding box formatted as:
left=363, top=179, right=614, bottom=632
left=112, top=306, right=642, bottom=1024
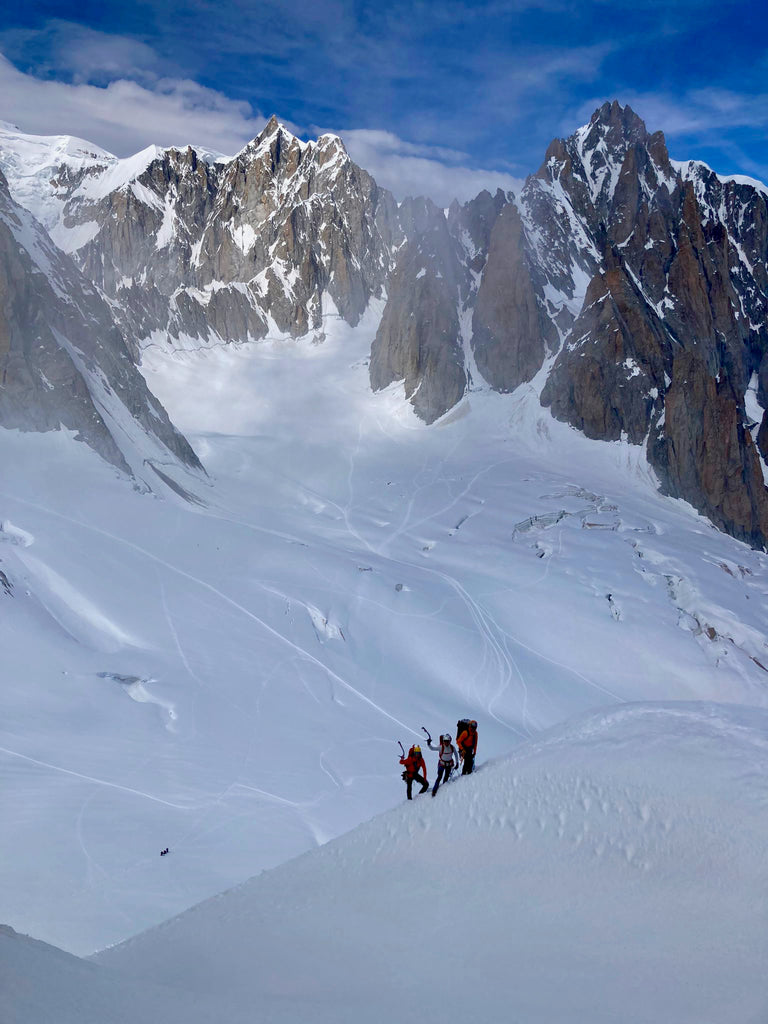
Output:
left=457, top=720, right=478, bottom=775
left=399, top=744, right=429, bottom=799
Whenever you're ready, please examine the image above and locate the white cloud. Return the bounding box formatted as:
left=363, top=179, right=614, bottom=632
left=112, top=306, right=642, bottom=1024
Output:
left=0, top=53, right=264, bottom=157
left=0, top=53, right=523, bottom=204
left=334, top=128, right=523, bottom=206
left=0, top=20, right=162, bottom=85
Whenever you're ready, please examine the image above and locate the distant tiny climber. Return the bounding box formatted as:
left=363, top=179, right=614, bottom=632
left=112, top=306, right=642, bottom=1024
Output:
left=399, top=744, right=429, bottom=799
left=160, top=847, right=169, bottom=856
left=457, top=719, right=478, bottom=775
left=427, top=732, right=459, bottom=796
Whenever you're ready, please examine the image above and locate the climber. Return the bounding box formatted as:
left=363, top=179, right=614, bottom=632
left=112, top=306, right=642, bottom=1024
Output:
left=456, top=719, right=478, bottom=775
left=399, top=743, right=429, bottom=799
left=426, top=731, right=459, bottom=796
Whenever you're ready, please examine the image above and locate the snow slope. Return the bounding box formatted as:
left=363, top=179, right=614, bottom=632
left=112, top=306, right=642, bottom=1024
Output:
left=0, top=924, right=208, bottom=1024
left=9, top=701, right=764, bottom=1024
left=93, top=702, right=768, bottom=1023
left=2, top=302, right=768, bottom=962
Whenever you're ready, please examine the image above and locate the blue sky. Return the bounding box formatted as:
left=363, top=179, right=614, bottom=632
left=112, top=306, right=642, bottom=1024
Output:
left=1, top=1, right=766, bottom=203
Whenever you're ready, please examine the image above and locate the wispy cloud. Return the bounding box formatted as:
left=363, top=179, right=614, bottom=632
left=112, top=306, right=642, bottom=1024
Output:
left=0, top=52, right=522, bottom=204
left=0, top=53, right=265, bottom=156
left=334, top=128, right=523, bottom=205
left=1, top=5, right=765, bottom=194
left=0, top=20, right=163, bottom=85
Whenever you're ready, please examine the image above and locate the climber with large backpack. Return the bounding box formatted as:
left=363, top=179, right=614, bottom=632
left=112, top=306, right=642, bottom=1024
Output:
left=456, top=719, right=478, bottom=775
left=399, top=742, right=429, bottom=799
left=423, top=727, right=459, bottom=796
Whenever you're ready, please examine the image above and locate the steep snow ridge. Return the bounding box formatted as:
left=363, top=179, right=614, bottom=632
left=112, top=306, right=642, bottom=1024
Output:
left=675, top=157, right=768, bottom=203
left=0, top=924, right=205, bottom=1024
left=90, top=701, right=768, bottom=1024
left=722, top=172, right=768, bottom=197
left=77, top=145, right=167, bottom=203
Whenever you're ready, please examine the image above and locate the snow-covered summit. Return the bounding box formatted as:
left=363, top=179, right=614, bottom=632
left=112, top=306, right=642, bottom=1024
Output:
left=673, top=157, right=768, bottom=200
left=0, top=123, right=224, bottom=253
left=0, top=121, right=117, bottom=242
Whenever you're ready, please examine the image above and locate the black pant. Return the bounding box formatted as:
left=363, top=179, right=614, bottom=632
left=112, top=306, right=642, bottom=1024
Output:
left=461, top=751, right=475, bottom=775
left=432, top=762, right=454, bottom=794
left=405, top=773, right=428, bottom=798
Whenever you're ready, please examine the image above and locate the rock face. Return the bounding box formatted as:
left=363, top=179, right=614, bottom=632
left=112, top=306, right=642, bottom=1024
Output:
left=370, top=102, right=768, bottom=547
left=532, top=103, right=768, bottom=547
left=370, top=198, right=468, bottom=423
left=0, top=167, right=200, bottom=477
left=0, top=118, right=403, bottom=350
left=371, top=189, right=510, bottom=421
left=651, top=351, right=768, bottom=547
left=471, top=201, right=558, bottom=391
left=2, top=107, right=768, bottom=548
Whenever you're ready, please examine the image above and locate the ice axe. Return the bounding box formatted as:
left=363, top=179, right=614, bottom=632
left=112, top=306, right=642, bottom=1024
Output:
left=421, top=726, right=432, bottom=745
left=398, top=740, right=405, bottom=758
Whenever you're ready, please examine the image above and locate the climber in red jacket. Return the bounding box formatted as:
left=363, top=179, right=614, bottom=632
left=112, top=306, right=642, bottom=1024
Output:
left=399, top=744, right=429, bottom=799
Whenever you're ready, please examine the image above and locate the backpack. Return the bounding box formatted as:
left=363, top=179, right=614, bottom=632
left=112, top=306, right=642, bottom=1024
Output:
left=456, top=719, right=475, bottom=752
left=456, top=719, right=471, bottom=741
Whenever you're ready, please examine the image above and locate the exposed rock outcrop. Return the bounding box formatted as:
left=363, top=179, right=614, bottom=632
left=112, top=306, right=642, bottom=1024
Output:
left=370, top=190, right=510, bottom=420
left=370, top=199, right=466, bottom=423
left=0, top=168, right=200, bottom=476
left=471, top=202, right=557, bottom=391
left=4, top=118, right=404, bottom=349
left=651, top=351, right=768, bottom=547
left=531, top=104, right=768, bottom=548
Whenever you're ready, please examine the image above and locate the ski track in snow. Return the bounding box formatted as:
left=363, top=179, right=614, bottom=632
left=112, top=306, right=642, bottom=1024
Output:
left=316, top=435, right=570, bottom=736
left=0, top=490, right=420, bottom=737
left=0, top=744, right=193, bottom=810
left=3, top=446, right=570, bottom=747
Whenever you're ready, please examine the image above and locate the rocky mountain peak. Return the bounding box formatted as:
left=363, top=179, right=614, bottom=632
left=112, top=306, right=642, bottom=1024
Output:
left=587, top=100, right=649, bottom=144
left=534, top=102, right=674, bottom=221
left=238, top=116, right=305, bottom=172
left=312, top=132, right=350, bottom=172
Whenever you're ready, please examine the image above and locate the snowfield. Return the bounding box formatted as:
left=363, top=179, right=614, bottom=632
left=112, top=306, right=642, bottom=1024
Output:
left=2, top=300, right=768, bottom=1020
left=6, top=701, right=768, bottom=1023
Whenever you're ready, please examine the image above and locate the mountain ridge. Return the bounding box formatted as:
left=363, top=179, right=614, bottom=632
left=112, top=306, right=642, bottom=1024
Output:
left=1, top=104, right=767, bottom=548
